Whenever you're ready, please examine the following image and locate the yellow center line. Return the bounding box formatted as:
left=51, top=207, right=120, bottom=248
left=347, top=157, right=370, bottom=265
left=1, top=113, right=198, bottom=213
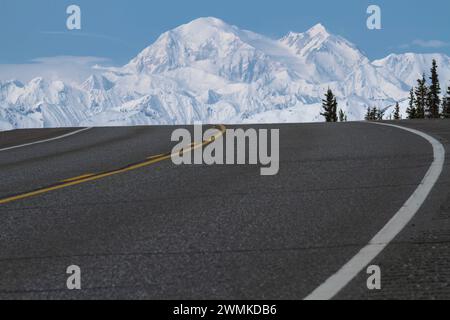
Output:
left=62, top=174, right=96, bottom=182
left=146, top=154, right=166, bottom=160
left=0, top=125, right=226, bottom=206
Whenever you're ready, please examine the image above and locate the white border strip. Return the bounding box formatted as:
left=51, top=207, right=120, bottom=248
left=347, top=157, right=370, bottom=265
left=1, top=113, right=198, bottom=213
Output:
left=0, top=127, right=92, bottom=152
left=305, top=122, right=446, bottom=300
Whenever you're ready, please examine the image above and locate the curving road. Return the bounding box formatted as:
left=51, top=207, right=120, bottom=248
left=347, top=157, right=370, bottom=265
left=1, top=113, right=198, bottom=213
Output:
left=0, top=120, right=449, bottom=300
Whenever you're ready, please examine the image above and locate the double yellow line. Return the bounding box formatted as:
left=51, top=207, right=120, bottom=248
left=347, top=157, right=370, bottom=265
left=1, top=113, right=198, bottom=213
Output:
left=0, top=125, right=226, bottom=205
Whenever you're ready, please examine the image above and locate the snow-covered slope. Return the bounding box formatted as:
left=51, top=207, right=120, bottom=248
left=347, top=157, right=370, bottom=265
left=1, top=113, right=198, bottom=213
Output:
left=0, top=78, right=89, bottom=129
left=373, top=53, right=450, bottom=89
left=280, top=23, right=367, bottom=82
left=1, top=17, right=450, bottom=130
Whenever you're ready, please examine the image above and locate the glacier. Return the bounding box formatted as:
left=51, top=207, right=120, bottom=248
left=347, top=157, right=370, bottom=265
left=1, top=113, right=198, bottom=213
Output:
left=1, top=17, right=450, bottom=130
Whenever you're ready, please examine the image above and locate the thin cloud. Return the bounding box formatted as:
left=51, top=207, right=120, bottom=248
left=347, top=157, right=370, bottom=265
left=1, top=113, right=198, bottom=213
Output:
left=40, top=31, right=131, bottom=47
left=411, top=39, right=449, bottom=49
left=398, top=43, right=411, bottom=49
left=0, top=56, right=113, bottom=85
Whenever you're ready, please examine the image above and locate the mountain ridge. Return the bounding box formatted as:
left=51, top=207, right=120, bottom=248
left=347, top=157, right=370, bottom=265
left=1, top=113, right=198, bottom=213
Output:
left=1, top=17, right=450, bottom=130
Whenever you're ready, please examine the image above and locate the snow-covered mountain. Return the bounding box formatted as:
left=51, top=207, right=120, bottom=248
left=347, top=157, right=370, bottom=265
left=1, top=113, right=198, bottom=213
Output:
left=1, top=17, right=450, bottom=130
left=373, top=53, right=450, bottom=89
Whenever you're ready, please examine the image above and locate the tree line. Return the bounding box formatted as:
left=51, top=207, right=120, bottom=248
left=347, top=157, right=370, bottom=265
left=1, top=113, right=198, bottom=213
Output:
left=406, top=59, right=450, bottom=119
left=320, top=59, right=450, bottom=122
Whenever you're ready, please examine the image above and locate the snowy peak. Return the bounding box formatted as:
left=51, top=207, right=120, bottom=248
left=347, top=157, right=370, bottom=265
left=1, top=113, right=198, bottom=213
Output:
left=281, top=23, right=362, bottom=58
left=372, top=53, right=450, bottom=88
left=126, top=17, right=245, bottom=73
left=280, top=24, right=367, bottom=81
left=174, top=17, right=237, bottom=35
left=306, top=23, right=330, bottom=38
left=29, top=77, right=46, bottom=88
left=282, top=23, right=329, bottom=40
left=82, top=75, right=115, bottom=91
left=280, top=23, right=332, bottom=56
left=125, top=17, right=276, bottom=83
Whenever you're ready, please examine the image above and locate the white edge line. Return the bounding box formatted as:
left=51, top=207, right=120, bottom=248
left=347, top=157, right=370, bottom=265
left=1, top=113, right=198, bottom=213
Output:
left=0, top=127, right=92, bottom=152
left=304, top=122, right=446, bottom=300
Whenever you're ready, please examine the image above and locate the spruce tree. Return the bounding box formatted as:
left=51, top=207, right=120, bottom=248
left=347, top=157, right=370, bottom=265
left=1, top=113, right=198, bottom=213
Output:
left=332, top=97, right=338, bottom=122
left=371, top=107, right=378, bottom=120
left=364, top=107, right=386, bottom=121
left=365, top=107, right=371, bottom=121
left=376, top=107, right=385, bottom=121
left=338, top=109, right=347, bottom=122
left=442, top=86, right=450, bottom=119
left=393, top=102, right=400, bottom=120
left=427, top=59, right=441, bottom=118
left=415, top=74, right=427, bottom=119
left=365, top=107, right=382, bottom=121
left=406, top=88, right=417, bottom=119
left=321, top=88, right=338, bottom=122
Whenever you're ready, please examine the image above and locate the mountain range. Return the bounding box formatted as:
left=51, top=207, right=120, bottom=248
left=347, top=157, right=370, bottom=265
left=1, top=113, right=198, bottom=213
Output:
left=1, top=17, right=450, bottom=130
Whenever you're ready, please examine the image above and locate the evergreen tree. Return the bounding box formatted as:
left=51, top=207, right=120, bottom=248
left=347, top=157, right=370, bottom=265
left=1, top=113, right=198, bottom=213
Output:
left=393, top=102, right=401, bottom=120
left=365, top=107, right=383, bottom=121
left=332, top=97, right=338, bottom=122
left=321, top=88, right=338, bottom=122
left=375, top=107, right=385, bottom=121
left=372, top=107, right=378, bottom=120
left=427, top=59, right=441, bottom=118
left=415, top=74, right=427, bottom=119
left=338, top=109, right=347, bottom=122
left=406, top=88, right=417, bottom=119
left=365, top=107, right=371, bottom=121
left=442, top=86, right=450, bottom=119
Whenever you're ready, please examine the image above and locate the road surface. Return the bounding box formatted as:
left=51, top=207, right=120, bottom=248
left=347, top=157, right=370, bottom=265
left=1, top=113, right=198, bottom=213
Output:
left=0, top=120, right=449, bottom=299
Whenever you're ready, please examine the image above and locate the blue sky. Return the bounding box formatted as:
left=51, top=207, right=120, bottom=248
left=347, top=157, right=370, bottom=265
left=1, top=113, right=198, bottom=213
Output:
left=0, top=0, right=449, bottom=65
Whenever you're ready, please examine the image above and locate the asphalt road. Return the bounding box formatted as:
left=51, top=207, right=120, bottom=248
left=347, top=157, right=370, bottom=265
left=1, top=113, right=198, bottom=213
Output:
left=0, top=120, right=449, bottom=300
